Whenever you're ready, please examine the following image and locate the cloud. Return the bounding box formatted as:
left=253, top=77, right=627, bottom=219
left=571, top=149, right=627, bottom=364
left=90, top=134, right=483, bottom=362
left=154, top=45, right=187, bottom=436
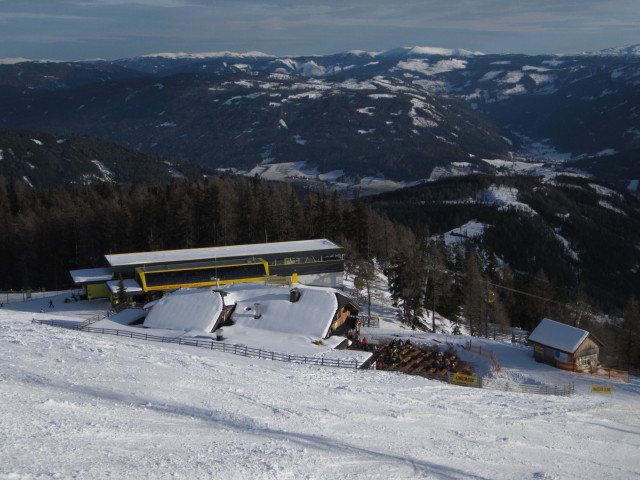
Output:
left=0, top=0, right=638, bottom=60
left=0, top=12, right=91, bottom=21
left=70, top=0, right=204, bottom=6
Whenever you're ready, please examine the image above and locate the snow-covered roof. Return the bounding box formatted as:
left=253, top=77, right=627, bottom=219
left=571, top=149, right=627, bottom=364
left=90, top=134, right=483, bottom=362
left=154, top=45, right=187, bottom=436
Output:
left=143, top=288, right=224, bottom=333
left=528, top=318, right=590, bottom=354
left=108, top=308, right=147, bottom=325
left=224, top=284, right=340, bottom=338
left=142, top=284, right=345, bottom=339
left=69, top=267, right=113, bottom=284
left=106, top=279, right=144, bottom=295
left=105, top=239, right=341, bottom=268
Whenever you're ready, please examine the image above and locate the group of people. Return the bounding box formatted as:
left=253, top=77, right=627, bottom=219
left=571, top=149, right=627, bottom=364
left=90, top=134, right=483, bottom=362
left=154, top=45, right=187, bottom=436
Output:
left=370, top=340, right=467, bottom=375
left=64, top=294, right=79, bottom=303
left=373, top=339, right=414, bottom=369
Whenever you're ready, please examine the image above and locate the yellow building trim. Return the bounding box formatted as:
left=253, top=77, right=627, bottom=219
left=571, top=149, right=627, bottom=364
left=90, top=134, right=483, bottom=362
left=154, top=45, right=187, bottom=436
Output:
left=135, top=259, right=269, bottom=292
left=142, top=276, right=267, bottom=292
left=136, top=259, right=268, bottom=275
left=137, top=269, right=148, bottom=291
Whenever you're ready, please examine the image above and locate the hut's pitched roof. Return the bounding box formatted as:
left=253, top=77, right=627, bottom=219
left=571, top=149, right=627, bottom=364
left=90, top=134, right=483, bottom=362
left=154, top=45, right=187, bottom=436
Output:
left=528, top=318, right=591, bottom=354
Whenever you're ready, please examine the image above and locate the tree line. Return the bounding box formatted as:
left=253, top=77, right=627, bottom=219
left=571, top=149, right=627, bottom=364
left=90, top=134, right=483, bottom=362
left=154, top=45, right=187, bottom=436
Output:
left=0, top=174, right=411, bottom=291
left=1, top=173, right=637, bottom=369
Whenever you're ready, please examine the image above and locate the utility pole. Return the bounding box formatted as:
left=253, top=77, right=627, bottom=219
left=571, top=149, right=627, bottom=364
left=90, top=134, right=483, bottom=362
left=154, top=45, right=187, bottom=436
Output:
left=432, top=286, right=436, bottom=333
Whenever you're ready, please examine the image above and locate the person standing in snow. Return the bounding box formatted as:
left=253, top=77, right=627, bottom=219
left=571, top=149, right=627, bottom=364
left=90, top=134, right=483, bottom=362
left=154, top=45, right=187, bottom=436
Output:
left=49, top=300, right=54, bottom=308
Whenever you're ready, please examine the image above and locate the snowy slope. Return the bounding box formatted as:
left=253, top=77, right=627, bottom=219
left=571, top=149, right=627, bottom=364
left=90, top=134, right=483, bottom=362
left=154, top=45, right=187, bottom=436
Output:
left=1, top=289, right=639, bottom=479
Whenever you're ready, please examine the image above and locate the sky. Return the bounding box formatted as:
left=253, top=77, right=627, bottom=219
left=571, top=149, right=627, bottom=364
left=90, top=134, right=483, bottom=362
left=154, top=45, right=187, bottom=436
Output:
left=0, top=0, right=639, bottom=61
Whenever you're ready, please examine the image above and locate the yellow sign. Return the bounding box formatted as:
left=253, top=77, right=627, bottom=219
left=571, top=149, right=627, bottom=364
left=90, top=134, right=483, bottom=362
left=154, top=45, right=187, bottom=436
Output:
left=452, top=373, right=478, bottom=386
left=591, top=385, right=613, bottom=394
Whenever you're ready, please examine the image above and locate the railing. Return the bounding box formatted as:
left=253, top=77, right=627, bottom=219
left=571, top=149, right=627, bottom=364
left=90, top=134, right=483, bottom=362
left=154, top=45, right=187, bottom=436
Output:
left=359, top=315, right=380, bottom=328
left=76, top=310, right=115, bottom=330
left=30, top=318, right=579, bottom=394
left=556, top=360, right=630, bottom=383
left=465, top=340, right=501, bottom=373
left=31, top=319, right=366, bottom=369
left=473, top=323, right=529, bottom=345
left=269, top=255, right=345, bottom=266
left=448, top=372, right=574, bottom=396
left=1, top=290, right=68, bottom=304
left=477, top=377, right=574, bottom=396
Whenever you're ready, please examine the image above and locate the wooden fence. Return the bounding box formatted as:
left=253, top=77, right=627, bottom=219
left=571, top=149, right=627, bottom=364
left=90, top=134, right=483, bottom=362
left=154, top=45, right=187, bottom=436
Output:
left=556, top=360, right=630, bottom=383
left=477, top=377, right=574, bottom=396
left=76, top=310, right=115, bottom=330
left=30, top=319, right=577, bottom=395
left=480, top=323, right=529, bottom=345
left=31, top=319, right=365, bottom=369
left=465, top=340, right=501, bottom=373
left=448, top=372, right=574, bottom=396
left=359, top=315, right=380, bottom=328
left=1, top=289, right=65, bottom=304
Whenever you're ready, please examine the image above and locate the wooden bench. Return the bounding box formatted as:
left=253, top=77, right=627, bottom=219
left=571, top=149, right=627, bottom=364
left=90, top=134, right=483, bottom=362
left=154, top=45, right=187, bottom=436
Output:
left=400, top=356, right=423, bottom=370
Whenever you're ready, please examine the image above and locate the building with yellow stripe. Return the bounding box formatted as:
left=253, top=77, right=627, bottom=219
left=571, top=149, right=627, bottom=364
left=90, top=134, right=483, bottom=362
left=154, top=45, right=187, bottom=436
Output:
left=71, top=239, right=345, bottom=301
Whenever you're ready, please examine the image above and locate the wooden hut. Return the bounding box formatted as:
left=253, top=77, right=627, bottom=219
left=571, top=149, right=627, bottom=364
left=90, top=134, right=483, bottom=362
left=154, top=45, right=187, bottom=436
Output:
left=329, top=293, right=361, bottom=336
left=528, top=318, right=602, bottom=368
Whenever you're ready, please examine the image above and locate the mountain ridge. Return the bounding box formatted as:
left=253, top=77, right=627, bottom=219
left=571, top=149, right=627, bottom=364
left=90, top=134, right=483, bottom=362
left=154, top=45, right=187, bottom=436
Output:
left=0, top=43, right=638, bottom=189
left=0, top=127, right=216, bottom=187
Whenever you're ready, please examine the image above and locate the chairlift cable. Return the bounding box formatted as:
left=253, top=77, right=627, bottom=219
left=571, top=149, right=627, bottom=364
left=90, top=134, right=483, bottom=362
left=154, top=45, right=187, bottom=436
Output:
left=485, top=281, right=574, bottom=309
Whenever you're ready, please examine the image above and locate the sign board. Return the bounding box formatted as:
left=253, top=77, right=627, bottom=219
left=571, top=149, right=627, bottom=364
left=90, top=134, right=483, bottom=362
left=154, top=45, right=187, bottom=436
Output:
left=591, top=385, right=612, bottom=394
left=452, top=373, right=478, bottom=386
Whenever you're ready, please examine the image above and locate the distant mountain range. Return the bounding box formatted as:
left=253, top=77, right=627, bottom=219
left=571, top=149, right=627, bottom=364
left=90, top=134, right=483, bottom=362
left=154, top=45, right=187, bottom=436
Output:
left=1, top=46, right=638, bottom=319
left=0, top=44, right=638, bottom=191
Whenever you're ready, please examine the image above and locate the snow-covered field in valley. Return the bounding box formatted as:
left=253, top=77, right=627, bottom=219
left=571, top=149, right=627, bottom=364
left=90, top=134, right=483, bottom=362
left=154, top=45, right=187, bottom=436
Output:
left=1, top=287, right=639, bottom=479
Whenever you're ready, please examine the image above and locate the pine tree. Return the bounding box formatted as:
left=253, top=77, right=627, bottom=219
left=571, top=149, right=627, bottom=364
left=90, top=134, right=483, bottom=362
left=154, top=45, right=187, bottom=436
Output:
left=461, top=249, right=486, bottom=336
left=623, top=296, right=640, bottom=369
left=116, top=274, right=127, bottom=309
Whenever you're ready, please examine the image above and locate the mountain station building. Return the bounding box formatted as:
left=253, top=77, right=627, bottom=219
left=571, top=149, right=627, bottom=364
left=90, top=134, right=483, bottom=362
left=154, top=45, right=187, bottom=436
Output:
left=69, top=239, right=345, bottom=302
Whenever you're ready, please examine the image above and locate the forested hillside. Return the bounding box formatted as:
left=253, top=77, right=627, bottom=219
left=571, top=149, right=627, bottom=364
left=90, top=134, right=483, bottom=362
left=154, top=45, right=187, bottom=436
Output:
left=365, top=174, right=640, bottom=369
left=0, top=174, right=412, bottom=290
left=0, top=127, right=215, bottom=186
left=1, top=173, right=638, bottom=368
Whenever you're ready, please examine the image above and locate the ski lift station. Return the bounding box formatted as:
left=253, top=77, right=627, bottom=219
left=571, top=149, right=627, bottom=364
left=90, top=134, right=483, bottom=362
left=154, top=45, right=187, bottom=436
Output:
left=69, top=239, right=345, bottom=302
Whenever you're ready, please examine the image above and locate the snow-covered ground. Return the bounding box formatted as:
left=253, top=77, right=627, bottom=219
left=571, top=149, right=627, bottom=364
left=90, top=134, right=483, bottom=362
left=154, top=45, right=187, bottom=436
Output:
left=1, top=281, right=639, bottom=479
left=237, top=160, right=420, bottom=197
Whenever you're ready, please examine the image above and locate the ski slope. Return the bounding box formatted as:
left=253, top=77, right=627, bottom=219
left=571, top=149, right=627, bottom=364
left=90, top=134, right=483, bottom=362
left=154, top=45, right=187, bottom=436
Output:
left=1, top=286, right=638, bottom=479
